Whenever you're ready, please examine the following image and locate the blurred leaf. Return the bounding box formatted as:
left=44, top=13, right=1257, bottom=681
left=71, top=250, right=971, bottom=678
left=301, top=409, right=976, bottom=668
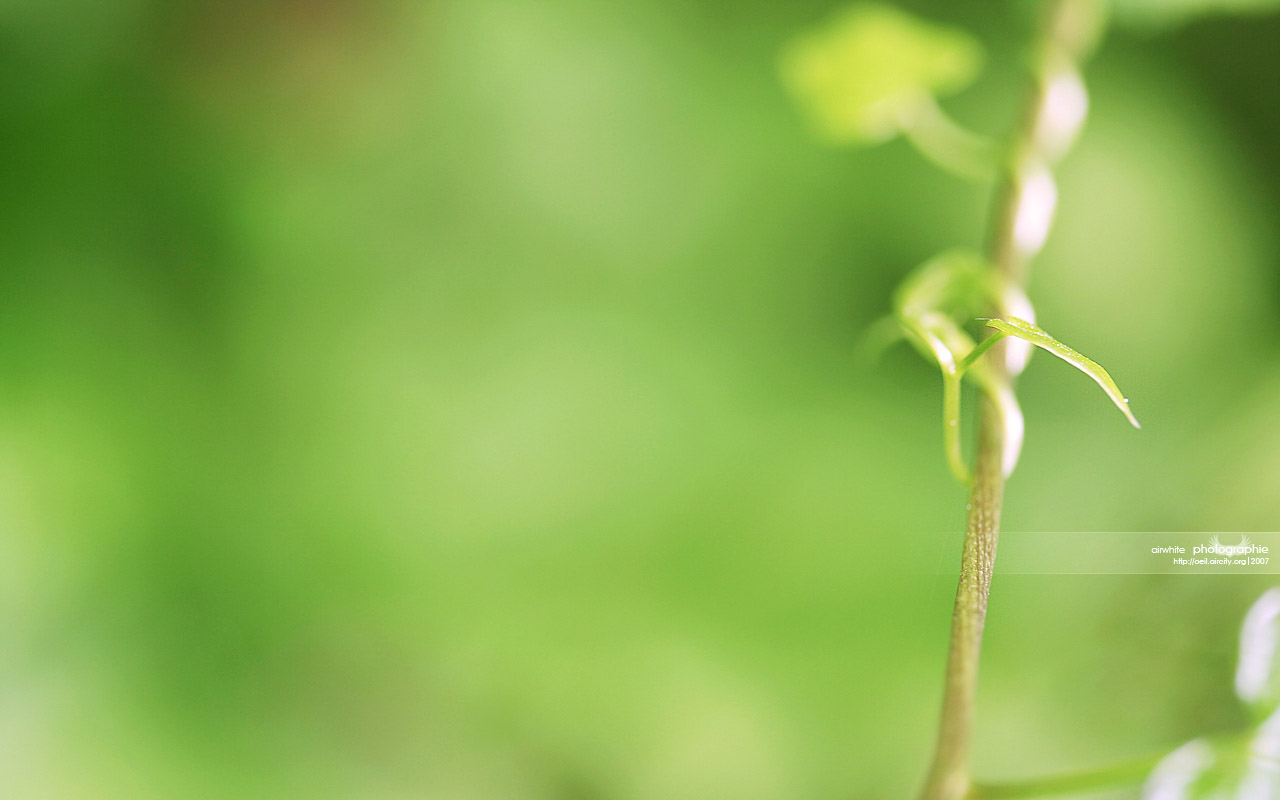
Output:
left=899, top=95, right=999, bottom=179
left=780, top=3, right=983, bottom=144
left=1142, top=738, right=1256, bottom=799
left=983, top=316, right=1141, bottom=428
left=1142, top=721, right=1280, bottom=798
left=1237, top=588, right=1280, bottom=718
left=894, top=249, right=993, bottom=319
left=893, top=251, right=994, bottom=379
left=1112, top=0, right=1280, bottom=29
left=1143, top=592, right=1280, bottom=798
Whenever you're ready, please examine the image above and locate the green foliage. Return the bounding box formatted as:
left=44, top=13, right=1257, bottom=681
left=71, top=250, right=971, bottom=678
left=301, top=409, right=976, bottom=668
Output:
left=780, top=4, right=983, bottom=144
left=895, top=250, right=993, bottom=320
left=981, top=317, right=1141, bottom=428
left=1143, top=591, right=1280, bottom=799
left=7, top=0, right=1280, bottom=797
left=893, top=251, right=1022, bottom=483
left=891, top=253, right=1140, bottom=483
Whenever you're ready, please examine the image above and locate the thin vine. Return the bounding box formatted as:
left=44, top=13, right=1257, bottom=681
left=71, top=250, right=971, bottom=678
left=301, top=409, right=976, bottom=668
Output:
left=782, top=2, right=1280, bottom=798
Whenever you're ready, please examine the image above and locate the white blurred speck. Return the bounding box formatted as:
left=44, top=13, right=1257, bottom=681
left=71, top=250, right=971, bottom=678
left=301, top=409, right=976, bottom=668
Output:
left=1013, top=167, right=1058, bottom=258
left=1037, top=70, right=1089, bottom=159
left=1237, top=589, right=1280, bottom=707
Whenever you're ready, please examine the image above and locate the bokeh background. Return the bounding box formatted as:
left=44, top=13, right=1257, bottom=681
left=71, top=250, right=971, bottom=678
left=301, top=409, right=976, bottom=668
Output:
left=3, top=1, right=1280, bottom=798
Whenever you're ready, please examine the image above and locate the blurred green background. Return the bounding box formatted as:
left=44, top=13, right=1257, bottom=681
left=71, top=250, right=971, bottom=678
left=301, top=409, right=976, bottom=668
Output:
left=2, top=1, right=1279, bottom=798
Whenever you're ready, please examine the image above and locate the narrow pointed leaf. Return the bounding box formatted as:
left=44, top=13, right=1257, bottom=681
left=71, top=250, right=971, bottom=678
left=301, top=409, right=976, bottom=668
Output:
left=984, top=316, right=1141, bottom=428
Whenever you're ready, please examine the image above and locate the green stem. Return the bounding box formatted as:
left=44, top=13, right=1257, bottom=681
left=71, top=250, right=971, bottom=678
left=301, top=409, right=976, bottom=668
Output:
left=921, top=394, right=1005, bottom=800
left=957, top=331, right=1008, bottom=375
left=902, top=96, right=1000, bottom=181
left=918, top=2, right=1102, bottom=798
left=968, top=754, right=1165, bottom=799
left=944, top=372, right=969, bottom=485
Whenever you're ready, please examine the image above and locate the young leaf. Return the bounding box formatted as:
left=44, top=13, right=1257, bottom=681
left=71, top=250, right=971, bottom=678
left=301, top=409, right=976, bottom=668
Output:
left=983, top=316, right=1141, bottom=428
left=892, top=252, right=1033, bottom=482
left=1236, top=588, right=1280, bottom=719
left=780, top=4, right=983, bottom=145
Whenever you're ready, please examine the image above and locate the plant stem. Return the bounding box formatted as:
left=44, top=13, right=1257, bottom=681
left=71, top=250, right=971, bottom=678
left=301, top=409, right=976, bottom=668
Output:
left=921, top=395, right=1005, bottom=800
left=956, top=332, right=1007, bottom=375
left=919, top=2, right=1102, bottom=798
left=902, top=96, right=1000, bottom=181
left=944, top=372, right=968, bottom=485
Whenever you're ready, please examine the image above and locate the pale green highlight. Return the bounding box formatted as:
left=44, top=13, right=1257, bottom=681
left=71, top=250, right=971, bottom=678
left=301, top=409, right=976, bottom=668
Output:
left=780, top=4, right=983, bottom=144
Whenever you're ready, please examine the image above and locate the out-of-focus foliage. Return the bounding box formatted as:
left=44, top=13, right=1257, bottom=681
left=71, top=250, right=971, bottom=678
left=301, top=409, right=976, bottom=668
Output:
left=1, top=1, right=1280, bottom=799
left=779, top=4, right=982, bottom=143
left=1143, top=737, right=1279, bottom=800
left=1112, top=0, right=1280, bottom=28
left=1142, top=591, right=1280, bottom=799
left=895, top=250, right=995, bottom=322
left=1237, top=589, right=1280, bottom=719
